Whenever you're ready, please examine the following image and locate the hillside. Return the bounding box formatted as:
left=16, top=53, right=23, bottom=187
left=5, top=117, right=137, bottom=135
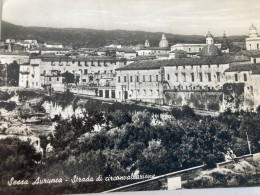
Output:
left=1, top=21, right=247, bottom=49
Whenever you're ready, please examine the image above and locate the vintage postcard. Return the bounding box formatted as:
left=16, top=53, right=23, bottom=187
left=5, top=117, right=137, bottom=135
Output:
left=0, top=0, right=260, bottom=194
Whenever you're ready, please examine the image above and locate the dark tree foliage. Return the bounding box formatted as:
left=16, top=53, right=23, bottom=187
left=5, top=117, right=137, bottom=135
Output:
left=0, top=138, right=41, bottom=195
left=7, top=61, right=20, bottom=86
left=62, top=71, right=74, bottom=84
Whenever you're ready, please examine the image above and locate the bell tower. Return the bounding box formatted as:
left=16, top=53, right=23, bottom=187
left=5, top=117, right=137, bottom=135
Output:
left=206, top=30, right=214, bottom=45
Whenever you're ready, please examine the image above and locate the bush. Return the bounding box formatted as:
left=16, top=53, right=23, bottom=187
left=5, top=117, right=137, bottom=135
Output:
left=0, top=101, right=16, bottom=111
left=203, top=154, right=218, bottom=168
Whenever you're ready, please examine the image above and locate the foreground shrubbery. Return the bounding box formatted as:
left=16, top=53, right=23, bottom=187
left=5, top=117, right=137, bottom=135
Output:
left=1, top=101, right=260, bottom=194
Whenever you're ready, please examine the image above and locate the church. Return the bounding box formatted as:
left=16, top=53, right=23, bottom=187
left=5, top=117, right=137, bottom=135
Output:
left=246, top=24, right=260, bottom=50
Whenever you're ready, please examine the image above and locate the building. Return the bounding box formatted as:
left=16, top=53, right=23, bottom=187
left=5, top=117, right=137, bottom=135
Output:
left=28, top=47, right=71, bottom=55
left=246, top=24, right=260, bottom=50
left=171, top=31, right=222, bottom=57
left=19, top=55, right=128, bottom=98
left=0, top=51, right=29, bottom=64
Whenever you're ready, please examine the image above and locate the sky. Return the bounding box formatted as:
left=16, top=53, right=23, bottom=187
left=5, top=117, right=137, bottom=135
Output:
left=2, top=0, right=260, bottom=36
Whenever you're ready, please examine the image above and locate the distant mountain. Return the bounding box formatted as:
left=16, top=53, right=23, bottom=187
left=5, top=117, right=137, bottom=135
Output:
left=1, top=21, right=247, bottom=49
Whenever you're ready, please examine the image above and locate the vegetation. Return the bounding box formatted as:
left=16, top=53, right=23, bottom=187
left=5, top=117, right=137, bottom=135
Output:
left=0, top=101, right=16, bottom=111
left=7, top=61, right=19, bottom=86
left=1, top=98, right=260, bottom=194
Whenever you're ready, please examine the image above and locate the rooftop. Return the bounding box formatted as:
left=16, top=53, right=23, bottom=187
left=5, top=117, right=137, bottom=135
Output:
left=236, top=50, right=260, bottom=57
left=0, top=51, right=29, bottom=56
left=225, top=63, right=260, bottom=74
left=116, top=55, right=249, bottom=71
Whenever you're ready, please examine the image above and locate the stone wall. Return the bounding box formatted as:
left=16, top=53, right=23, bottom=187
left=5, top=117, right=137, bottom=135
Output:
left=164, top=90, right=223, bottom=111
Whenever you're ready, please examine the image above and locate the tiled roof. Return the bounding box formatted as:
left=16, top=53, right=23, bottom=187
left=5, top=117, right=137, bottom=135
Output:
left=116, top=55, right=249, bottom=71
left=225, top=63, right=260, bottom=74
left=128, top=56, right=156, bottom=61
left=236, top=50, right=260, bottom=57
left=0, top=51, right=29, bottom=56
left=36, top=55, right=126, bottom=62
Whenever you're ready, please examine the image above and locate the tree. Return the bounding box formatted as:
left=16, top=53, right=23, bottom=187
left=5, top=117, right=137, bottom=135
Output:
left=7, top=61, right=19, bottom=86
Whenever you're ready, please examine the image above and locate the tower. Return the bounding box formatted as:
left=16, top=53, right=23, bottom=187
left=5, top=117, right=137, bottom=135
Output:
left=206, top=30, right=214, bottom=45
left=221, top=31, right=229, bottom=53
left=145, top=40, right=150, bottom=47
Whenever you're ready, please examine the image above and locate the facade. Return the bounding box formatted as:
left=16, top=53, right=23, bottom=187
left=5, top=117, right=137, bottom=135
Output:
left=246, top=24, right=260, bottom=50
left=0, top=52, right=29, bottom=64
left=19, top=55, right=128, bottom=98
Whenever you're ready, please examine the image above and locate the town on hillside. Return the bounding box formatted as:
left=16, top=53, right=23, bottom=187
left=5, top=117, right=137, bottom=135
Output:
left=1, top=26, right=260, bottom=112
left=1, top=1, right=260, bottom=194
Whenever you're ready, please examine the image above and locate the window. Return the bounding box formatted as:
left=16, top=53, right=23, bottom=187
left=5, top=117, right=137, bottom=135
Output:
left=216, top=72, right=220, bottom=82
left=49, top=77, right=51, bottom=81
left=130, top=76, right=133, bottom=82
left=175, top=73, right=178, bottom=82
left=149, top=75, right=152, bottom=82
left=191, top=73, right=194, bottom=82
left=78, top=61, right=81, bottom=66
left=208, top=73, right=211, bottom=82
left=157, top=90, right=159, bottom=96
left=82, top=79, right=86, bottom=82
left=85, top=61, right=88, bottom=66
left=167, top=74, right=170, bottom=80
left=143, top=89, right=146, bottom=96
left=137, top=90, right=140, bottom=96
left=182, top=73, right=186, bottom=82
left=104, top=70, right=106, bottom=74
left=183, top=66, right=185, bottom=69
left=124, top=76, right=127, bottom=82
left=235, top=74, right=238, bottom=81
left=72, top=61, right=75, bottom=64
left=136, top=76, right=139, bottom=82
left=57, top=77, right=59, bottom=81
left=254, top=58, right=257, bottom=64
left=143, top=75, right=145, bottom=82
left=156, top=75, right=158, bottom=81
left=257, top=44, right=259, bottom=50
left=118, top=76, right=120, bottom=82
left=244, top=73, right=247, bottom=81
left=217, top=64, right=220, bottom=68
left=208, top=64, right=210, bottom=68
left=84, top=69, right=88, bottom=74
left=150, top=90, right=153, bottom=96
left=199, top=73, right=203, bottom=82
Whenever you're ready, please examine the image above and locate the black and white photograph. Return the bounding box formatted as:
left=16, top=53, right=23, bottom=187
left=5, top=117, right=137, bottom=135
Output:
left=0, top=0, right=260, bottom=194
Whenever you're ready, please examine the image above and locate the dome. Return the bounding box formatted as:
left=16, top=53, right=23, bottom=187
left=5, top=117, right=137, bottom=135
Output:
left=249, top=24, right=257, bottom=31
left=200, top=45, right=222, bottom=57
left=159, top=34, right=169, bottom=48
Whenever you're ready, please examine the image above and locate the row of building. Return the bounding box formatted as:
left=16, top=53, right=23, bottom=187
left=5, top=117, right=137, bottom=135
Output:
left=7, top=25, right=260, bottom=112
